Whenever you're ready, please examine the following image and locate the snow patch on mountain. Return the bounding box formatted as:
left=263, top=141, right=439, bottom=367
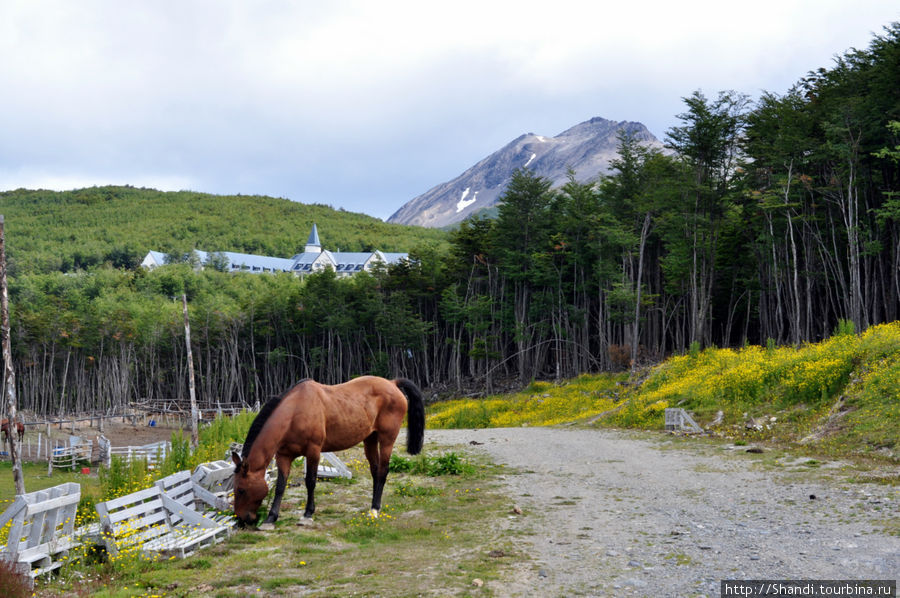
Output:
left=456, top=187, right=477, bottom=212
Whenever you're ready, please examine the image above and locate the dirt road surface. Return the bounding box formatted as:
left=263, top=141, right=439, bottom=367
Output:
left=426, top=427, right=898, bottom=598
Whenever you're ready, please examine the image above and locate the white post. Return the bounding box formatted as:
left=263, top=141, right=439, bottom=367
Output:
left=0, top=215, right=24, bottom=495
left=182, top=294, right=200, bottom=449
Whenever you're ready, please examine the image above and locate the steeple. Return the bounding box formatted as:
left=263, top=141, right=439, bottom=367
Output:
left=305, top=223, right=321, bottom=253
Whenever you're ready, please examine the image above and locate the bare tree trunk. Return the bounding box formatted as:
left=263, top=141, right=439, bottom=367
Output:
left=631, top=212, right=651, bottom=374
left=0, top=215, right=25, bottom=495
left=182, top=295, right=199, bottom=448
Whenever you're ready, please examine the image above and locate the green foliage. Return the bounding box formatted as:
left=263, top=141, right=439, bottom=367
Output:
left=159, top=430, right=192, bottom=476
left=609, top=322, right=900, bottom=455
left=100, top=454, right=156, bottom=500
left=426, top=452, right=475, bottom=476
left=429, top=323, right=899, bottom=460
left=833, top=319, right=856, bottom=336
left=388, top=452, right=475, bottom=476
left=0, top=186, right=448, bottom=276
left=428, top=374, right=626, bottom=429
left=97, top=412, right=253, bottom=502
left=394, top=480, right=442, bottom=497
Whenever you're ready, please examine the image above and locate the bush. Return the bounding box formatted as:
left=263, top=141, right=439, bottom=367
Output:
left=389, top=452, right=474, bottom=476
left=0, top=559, right=31, bottom=598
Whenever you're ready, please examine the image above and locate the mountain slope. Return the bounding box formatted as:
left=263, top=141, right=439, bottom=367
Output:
left=388, top=117, right=663, bottom=228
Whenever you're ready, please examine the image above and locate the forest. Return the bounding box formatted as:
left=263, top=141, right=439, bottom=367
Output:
left=1, top=24, right=898, bottom=416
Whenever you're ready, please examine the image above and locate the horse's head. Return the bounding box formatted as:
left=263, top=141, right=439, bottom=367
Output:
left=231, top=451, right=269, bottom=527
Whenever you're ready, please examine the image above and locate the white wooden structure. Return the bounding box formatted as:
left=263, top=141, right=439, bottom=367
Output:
left=303, top=452, right=353, bottom=479
left=154, top=470, right=235, bottom=530
left=229, top=443, right=350, bottom=481
left=99, top=437, right=170, bottom=469
left=192, top=460, right=234, bottom=498
left=0, top=482, right=82, bottom=583
left=49, top=436, right=93, bottom=470
left=664, top=408, right=704, bottom=433
left=95, top=485, right=229, bottom=560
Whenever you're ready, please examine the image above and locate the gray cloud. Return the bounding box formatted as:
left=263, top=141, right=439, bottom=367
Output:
left=1, top=0, right=897, bottom=219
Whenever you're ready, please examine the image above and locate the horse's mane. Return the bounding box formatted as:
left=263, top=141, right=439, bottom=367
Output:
left=241, top=379, right=309, bottom=459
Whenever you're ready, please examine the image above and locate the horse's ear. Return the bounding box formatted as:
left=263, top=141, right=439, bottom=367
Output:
left=231, top=451, right=242, bottom=468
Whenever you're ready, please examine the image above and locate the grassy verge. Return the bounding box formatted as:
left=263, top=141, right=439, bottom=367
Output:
left=427, top=322, right=900, bottom=465
left=18, top=445, right=516, bottom=597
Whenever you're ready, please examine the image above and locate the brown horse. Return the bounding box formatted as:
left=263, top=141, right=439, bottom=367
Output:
left=1, top=418, right=24, bottom=443
left=231, top=376, right=425, bottom=528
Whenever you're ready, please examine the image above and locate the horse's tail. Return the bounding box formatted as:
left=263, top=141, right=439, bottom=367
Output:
left=395, top=378, right=425, bottom=455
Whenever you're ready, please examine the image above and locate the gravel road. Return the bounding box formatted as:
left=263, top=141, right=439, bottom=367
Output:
left=425, top=428, right=898, bottom=598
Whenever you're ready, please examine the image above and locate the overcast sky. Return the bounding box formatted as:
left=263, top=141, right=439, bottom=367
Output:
left=2, top=1, right=897, bottom=221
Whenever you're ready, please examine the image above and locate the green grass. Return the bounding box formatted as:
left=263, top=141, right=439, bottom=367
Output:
left=13, top=443, right=514, bottom=597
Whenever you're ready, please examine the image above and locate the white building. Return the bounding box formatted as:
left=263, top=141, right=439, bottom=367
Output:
left=141, top=223, right=409, bottom=277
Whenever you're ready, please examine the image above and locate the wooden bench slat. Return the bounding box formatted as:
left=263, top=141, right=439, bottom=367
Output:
left=0, top=483, right=82, bottom=582
left=95, top=481, right=230, bottom=560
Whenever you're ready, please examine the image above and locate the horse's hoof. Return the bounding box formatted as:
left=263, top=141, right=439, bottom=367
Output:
left=259, top=522, right=275, bottom=531
left=297, top=517, right=315, bottom=527
left=368, top=509, right=380, bottom=519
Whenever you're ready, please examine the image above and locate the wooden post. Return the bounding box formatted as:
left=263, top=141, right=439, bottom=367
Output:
left=182, top=294, right=199, bottom=449
left=0, top=216, right=24, bottom=495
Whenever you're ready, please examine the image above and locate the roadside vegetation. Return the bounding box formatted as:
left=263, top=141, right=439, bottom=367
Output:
left=429, top=321, right=900, bottom=464
left=2, top=412, right=508, bottom=597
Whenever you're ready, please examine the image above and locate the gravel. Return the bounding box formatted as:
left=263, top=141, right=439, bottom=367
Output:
left=425, top=427, right=899, bottom=598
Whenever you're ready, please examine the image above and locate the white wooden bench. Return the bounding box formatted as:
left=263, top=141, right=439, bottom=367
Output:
left=0, top=482, right=82, bottom=583
left=94, top=484, right=229, bottom=560
left=192, top=460, right=234, bottom=498
left=229, top=443, right=351, bottom=481
left=302, top=452, right=353, bottom=480
left=155, top=470, right=235, bottom=530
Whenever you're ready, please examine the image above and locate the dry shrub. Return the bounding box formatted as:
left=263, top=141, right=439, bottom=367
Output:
left=0, top=558, right=32, bottom=598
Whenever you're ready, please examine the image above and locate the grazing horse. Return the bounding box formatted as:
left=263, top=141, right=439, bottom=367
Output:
left=1, top=418, right=24, bottom=443
left=232, top=376, right=425, bottom=528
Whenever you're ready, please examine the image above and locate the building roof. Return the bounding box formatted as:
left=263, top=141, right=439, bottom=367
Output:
left=141, top=224, right=408, bottom=276
left=306, top=223, right=321, bottom=248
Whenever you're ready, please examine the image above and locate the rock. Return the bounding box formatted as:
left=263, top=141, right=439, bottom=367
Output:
left=512, top=504, right=523, bottom=515
left=623, top=578, right=648, bottom=588
left=472, top=578, right=483, bottom=588
left=538, top=569, right=548, bottom=578
left=627, top=560, right=642, bottom=568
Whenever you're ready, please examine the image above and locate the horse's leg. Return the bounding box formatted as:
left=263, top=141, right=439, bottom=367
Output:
left=261, top=454, right=292, bottom=528
left=302, top=448, right=321, bottom=520
left=363, top=434, right=380, bottom=515
left=368, top=433, right=396, bottom=517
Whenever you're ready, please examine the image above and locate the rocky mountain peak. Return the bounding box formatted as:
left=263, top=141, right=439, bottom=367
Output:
left=388, top=116, right=662, bottom=228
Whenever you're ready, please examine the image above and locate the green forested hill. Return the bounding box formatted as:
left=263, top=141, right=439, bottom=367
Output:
left=0, top=186, right=448, bottom=274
